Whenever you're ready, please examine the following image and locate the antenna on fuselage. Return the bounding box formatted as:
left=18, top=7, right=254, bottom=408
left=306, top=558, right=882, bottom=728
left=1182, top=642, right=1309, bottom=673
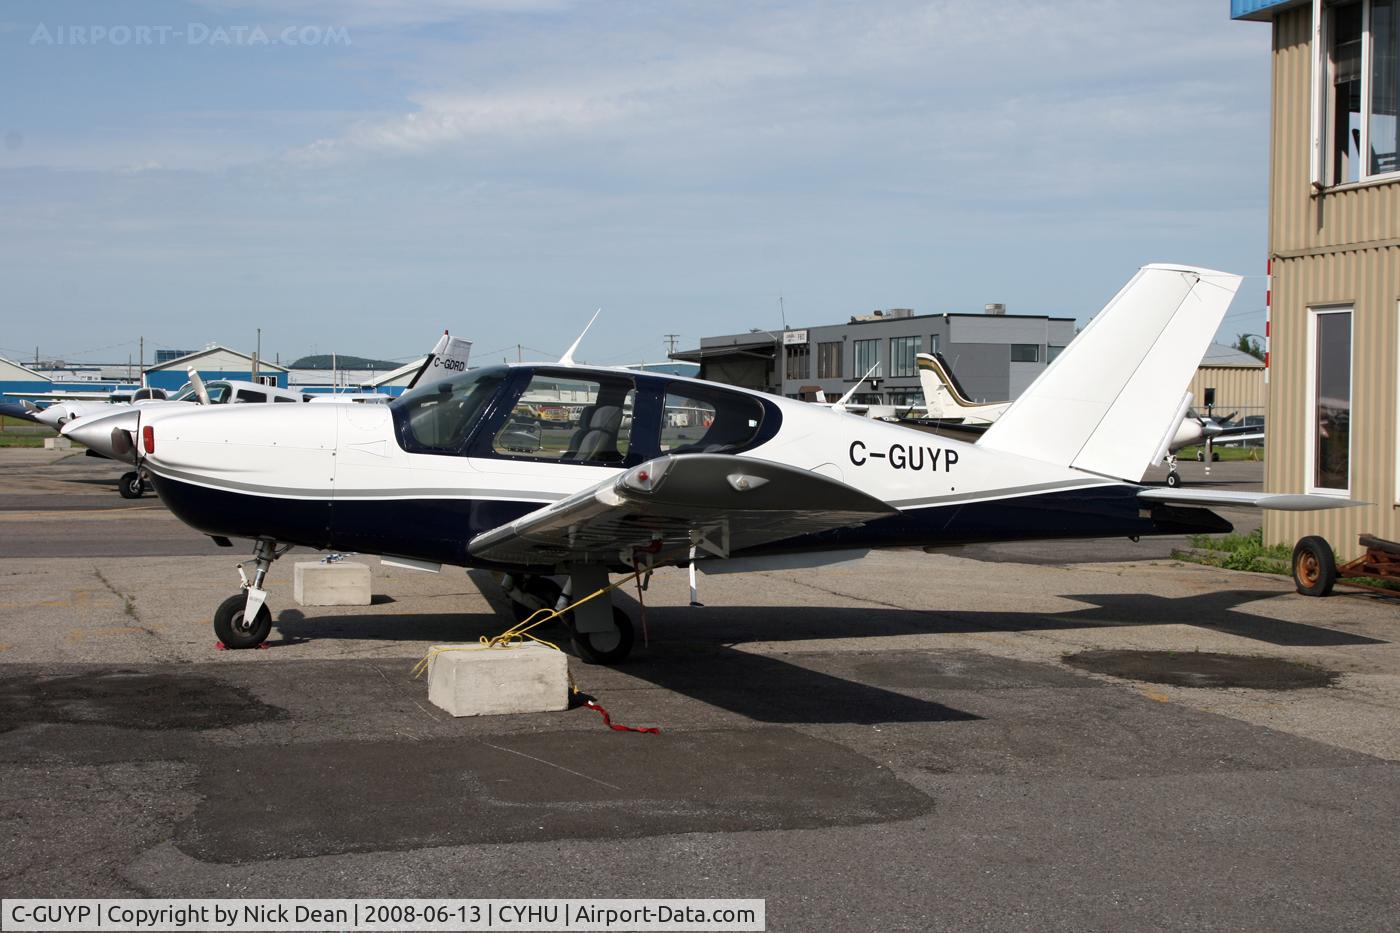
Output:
left=558, top=309, right=601, bottom=366
left=832, top=363, right=879, bottom=413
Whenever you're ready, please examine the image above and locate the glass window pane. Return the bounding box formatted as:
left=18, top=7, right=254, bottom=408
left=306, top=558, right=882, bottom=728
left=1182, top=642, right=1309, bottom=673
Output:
left=784, top=343, right=810, bottom=380
left=853, top=338, right=881, bottom=377
left=1372, top=0, right=1399, bottom=175
left=1331, top=1, right=1364, bottom=185
left=661, top=386, right=764, bottom=454
left=817, top=342, right=842, bottom=379
left=889, top=336, right=921, bottom=377
left=1314, top=311, right=1352, bottom=490
left=495, top=374, right=634, bottom=463
left=1010, top=344, right=1040, bottom=363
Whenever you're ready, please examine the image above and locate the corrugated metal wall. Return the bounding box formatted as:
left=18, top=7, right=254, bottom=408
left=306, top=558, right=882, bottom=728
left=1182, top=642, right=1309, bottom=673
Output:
left=1265, top=7, right=1400, bottom=560
left=1270, top=8, right=1400, bottom=256
left=1187, top=365, right=1266, bottom=417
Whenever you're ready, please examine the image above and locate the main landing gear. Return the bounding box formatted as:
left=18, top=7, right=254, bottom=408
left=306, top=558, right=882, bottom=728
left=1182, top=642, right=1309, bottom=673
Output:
left=500, top=566, right=636, bottom=665
left=214, top=539, right=291, bottom=649
left=118, top=469, right=150, bottom=499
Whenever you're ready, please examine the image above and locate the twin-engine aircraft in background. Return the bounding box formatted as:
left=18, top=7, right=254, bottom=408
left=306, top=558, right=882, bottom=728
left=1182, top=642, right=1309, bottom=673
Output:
left=123, top=264, right=1357, bottom=661
left=915, top=351, right=1265, bottom=488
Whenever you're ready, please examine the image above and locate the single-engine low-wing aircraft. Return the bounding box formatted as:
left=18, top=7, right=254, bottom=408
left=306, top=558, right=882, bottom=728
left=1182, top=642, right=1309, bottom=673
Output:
left=132, top=265, right=1356, bottom=660
left=915, top=350, right=1265, bottom=487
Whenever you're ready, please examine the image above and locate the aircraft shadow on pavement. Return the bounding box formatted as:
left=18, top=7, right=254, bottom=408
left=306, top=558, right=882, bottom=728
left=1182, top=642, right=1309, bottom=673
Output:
left=628, top=588, right=1385, bottom=649
left=262, top=585, right=1379, bottom=725
left=267, top=607, right=980, bottom=725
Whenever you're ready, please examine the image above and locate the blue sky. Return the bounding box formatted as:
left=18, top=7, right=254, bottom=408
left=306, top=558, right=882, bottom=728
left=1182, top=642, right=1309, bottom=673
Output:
left=0, top=0, right=1271, bottom=367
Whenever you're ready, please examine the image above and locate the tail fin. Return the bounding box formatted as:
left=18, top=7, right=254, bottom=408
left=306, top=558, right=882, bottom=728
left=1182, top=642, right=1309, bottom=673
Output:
left=917, top=352, right=984, bottom=418
left=977, top=264, right=1241, bottom=480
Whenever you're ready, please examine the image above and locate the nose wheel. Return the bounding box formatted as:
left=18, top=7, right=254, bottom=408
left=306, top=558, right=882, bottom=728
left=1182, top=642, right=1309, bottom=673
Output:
left=214, top=593, right=272, bottom=648
left=118, top=470, right=148, bottom=499
left=214, top=539, right=290, bottom=649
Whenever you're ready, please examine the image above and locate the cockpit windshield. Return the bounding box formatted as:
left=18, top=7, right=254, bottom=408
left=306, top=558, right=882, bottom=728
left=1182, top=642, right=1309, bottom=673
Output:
left=390, top=366, right=508, bottom=455
left=169, top=382, right=230, bottom=404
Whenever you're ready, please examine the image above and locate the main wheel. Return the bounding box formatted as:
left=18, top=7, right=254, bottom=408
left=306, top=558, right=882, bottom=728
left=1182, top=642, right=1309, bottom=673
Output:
left=571, top=606, right=634, bottom=664
left=510, top=576, right=563, bottom=624
left=1166, top=470, right=1182, bottom=489
left=213, top=592, right=273, bottom=648
left=1212, top=451, right=1221, bottom=462
left=118, top=471, right=144, bottom=499
left=1292, top=535, right=1337, bottom=597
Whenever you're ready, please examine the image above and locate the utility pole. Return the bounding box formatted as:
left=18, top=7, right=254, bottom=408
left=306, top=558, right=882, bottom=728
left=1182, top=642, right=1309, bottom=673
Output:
left=253, top=328, right=261, bottom=382
left=664, top=334, right=679, bottom=357
left=517, top=344, right=523, bottom=363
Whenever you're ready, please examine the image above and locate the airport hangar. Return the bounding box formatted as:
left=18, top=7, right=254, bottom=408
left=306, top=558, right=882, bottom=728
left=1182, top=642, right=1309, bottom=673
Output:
left=1232, top=0, right=1400, bottom=556
left=673, top=305, right=1078, bottom=407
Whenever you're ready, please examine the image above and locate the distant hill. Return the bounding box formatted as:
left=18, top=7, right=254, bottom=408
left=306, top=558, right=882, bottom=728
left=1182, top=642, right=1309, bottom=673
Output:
left=289, top=354, right=402, bottom=370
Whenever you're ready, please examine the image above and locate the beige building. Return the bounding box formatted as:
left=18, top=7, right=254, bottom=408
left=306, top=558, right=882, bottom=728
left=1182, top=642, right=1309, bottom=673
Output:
left=1234, top=0, right=1400, bottom=557
left=1188, top=343, right=1267, bottom=424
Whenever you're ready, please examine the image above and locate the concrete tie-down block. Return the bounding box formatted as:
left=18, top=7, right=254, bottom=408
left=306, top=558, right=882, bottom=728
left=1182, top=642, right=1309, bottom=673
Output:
left=428, top=642, right=570, bottom=717
left=44, top=437, right=73, bottom=450
left=293, top=560, right=372, bottom=606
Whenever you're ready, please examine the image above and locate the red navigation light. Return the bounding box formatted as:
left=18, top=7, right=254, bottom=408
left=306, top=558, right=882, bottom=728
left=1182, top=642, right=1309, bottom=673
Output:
left=142, top=425, right=155, bottom=454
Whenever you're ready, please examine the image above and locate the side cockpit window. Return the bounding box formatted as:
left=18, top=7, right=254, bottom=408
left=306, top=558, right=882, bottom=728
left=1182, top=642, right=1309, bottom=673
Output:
left=491, top=373, right=635, bottom=464
left=391, top=367, right=508, bottom=455
left=661, top=385, right=764, bottom=454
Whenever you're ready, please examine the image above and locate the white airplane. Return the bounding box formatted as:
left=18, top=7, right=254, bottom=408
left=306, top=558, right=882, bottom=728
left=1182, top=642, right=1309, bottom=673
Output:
left=127, top=265, right=1355, bottom=659
left=63, top=334, right=470, bottom=498
left=915, top=351, right=1264, bottom=487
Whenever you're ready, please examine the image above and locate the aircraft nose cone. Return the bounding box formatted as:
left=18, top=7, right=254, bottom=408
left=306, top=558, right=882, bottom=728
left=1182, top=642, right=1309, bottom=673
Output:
left=35, top=407, right=69, bottom=429
left=1202, top=421, right=1224, bottom=438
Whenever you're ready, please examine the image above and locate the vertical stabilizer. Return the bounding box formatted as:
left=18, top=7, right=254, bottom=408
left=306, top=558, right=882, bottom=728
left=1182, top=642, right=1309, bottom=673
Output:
left=977, top=264, right=1241, bottom=480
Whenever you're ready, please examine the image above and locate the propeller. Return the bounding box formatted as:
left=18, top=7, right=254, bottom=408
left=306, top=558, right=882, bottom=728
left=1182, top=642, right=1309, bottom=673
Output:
left=187, top=368, right=212, bottom=405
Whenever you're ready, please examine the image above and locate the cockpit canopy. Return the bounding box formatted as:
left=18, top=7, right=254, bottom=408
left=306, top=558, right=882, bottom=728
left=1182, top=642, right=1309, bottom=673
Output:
left=388, top=365, right=776, bottom=464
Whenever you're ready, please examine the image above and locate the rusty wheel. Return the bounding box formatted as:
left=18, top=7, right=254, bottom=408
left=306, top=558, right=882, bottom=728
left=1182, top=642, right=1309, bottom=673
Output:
left=1292, top=535, right=1337, bottom=597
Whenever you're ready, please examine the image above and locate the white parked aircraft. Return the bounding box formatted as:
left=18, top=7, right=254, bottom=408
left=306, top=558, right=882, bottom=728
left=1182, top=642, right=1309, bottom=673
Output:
left=915, top=351, right=1264, bottom=487
left=62, top=333, right=469, bottom=497
left=126, top=264, right=1355, bottom=659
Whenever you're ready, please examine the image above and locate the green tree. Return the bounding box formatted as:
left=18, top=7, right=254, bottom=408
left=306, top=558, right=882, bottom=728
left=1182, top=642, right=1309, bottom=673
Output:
left=1235, top=333, right=1265, bottom=361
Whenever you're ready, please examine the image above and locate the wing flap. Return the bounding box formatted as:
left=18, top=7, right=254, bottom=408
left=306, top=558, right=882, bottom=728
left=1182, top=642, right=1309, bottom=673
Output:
left=468, top=454, right=897, bottom=567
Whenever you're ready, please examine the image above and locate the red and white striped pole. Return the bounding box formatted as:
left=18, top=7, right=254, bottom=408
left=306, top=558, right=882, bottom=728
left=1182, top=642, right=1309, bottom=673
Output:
left=1263, top=257, right=1271, bottom=386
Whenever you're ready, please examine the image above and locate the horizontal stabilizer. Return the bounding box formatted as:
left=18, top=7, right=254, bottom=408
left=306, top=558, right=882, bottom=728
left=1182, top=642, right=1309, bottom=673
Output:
left=978, top=264, right=1242, bottom=480
left=1137, top=488, right=1368, bottom=512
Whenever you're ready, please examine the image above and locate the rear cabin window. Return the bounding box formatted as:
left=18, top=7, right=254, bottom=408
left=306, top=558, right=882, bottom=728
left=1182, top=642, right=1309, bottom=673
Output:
left=492, top=373, right=635, bottom=464
left=235, top=389, right=267, bottom=404
left=661, top=386, right=764, bottom=454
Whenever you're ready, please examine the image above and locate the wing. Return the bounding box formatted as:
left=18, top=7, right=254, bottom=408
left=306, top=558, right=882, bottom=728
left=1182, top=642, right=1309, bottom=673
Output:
left=468, top=453, right=897, bottom=568
left=1137, top=488, right=1367, bottom=511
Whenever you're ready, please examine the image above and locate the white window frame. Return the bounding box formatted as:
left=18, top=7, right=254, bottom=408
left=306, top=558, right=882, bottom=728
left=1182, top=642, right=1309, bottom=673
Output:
left=1314, top=0, right=1400, bottom=187
left=1306, top=304, right=1355, bottom=496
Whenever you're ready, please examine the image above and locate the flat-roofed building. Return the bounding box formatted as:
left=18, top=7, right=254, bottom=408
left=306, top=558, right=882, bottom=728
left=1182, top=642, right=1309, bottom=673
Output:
left=674, top=308, right=1076, bottom=407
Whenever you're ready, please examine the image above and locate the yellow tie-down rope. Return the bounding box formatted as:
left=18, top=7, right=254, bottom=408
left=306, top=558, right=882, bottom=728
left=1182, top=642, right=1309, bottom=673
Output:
left=410, top=569, right=642, bottom=683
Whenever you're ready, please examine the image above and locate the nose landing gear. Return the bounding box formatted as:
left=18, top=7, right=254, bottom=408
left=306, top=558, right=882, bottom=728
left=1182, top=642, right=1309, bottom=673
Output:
left=118, top=470, right=149, bottom=499
left=214, top=539, right=292, bottom=649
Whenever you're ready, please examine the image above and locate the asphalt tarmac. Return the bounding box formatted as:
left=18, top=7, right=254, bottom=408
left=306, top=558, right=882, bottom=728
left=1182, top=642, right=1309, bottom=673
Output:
left=2, top=448, right=1398, bottom=931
